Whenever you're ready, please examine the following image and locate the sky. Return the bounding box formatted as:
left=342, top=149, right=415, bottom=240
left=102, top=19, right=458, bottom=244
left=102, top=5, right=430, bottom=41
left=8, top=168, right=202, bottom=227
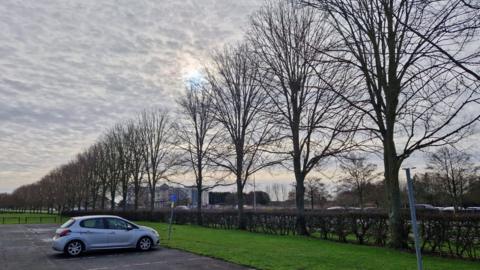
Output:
left=1, top=1, right=479, bottom=194
left=0, top=0, right=262, bottom=193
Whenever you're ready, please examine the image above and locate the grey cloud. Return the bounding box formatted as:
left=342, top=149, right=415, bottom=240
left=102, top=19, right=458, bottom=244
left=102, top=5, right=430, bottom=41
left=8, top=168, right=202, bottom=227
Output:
left=0, top=0, right=261, bottom=192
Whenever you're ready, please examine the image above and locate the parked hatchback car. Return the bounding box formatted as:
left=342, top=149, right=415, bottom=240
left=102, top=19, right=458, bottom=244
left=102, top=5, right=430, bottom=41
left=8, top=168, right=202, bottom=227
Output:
left=52, top=215, right=159, bottom=256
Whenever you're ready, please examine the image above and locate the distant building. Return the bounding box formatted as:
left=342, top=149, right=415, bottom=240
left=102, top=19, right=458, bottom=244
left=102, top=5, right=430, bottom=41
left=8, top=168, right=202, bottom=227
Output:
left=126, top=183, right=209, bottom=209
left=187, top=187, right=209, bottom=207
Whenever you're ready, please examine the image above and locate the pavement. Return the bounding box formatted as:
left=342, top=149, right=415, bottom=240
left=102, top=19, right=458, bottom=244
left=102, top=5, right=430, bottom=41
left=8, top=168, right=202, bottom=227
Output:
left=0, top=224, right=251, bottom=270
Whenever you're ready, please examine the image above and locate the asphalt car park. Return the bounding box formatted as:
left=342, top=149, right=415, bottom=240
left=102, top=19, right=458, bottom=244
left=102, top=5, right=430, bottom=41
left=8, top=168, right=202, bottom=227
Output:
left=0, top=224, right=250, bottom=270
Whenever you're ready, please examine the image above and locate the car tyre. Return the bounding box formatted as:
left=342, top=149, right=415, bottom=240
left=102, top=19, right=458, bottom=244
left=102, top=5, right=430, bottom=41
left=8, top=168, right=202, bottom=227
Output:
left=137, top=236, right=152, bottom=251
left=65, top=240, right=83, bottom=257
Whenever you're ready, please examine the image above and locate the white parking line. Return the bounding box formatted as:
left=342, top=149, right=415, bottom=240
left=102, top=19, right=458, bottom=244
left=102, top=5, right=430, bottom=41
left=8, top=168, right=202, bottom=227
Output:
left=131, top=262, right=151, bottom=266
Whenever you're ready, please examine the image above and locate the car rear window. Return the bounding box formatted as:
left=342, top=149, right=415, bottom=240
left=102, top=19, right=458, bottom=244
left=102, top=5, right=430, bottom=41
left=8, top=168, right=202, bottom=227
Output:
left=80, top=218, right=104, bottom=229
left=60, top=219, right=75, bottom=228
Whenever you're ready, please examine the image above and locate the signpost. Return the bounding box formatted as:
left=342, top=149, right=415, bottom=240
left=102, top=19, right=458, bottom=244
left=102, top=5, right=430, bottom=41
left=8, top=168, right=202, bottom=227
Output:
left=168, top=194, right=177, bottom=241
left=404, top=167, right=423, bottom=270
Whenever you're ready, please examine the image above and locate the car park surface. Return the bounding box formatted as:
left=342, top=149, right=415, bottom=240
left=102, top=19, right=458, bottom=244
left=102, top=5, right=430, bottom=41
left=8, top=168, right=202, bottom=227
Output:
left=0, top=224, right=250, bottom=270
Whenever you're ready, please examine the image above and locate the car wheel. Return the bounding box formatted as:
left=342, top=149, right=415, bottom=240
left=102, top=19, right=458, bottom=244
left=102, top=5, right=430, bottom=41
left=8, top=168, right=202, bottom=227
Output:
left=65, top=240, right=83, bottom=257
left=137, top=236, right=152, bottom=251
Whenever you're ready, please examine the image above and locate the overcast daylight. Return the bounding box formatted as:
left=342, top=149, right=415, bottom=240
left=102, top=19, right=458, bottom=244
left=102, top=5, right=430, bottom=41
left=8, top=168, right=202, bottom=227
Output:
left=0, top=1, right=479, bottom=270
left=0, top=0, right=261, bottom=193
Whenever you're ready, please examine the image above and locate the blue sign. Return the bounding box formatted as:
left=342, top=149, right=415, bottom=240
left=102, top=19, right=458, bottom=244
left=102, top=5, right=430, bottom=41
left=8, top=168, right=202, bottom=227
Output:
left=169, top=194, right=177, bottom=202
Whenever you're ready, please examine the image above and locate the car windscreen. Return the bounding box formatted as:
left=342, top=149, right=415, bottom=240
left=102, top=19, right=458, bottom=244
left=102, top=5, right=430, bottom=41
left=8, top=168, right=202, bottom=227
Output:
left=60, top=219, right=75, bottom=228
left=127, top=222, right=139, bottom=229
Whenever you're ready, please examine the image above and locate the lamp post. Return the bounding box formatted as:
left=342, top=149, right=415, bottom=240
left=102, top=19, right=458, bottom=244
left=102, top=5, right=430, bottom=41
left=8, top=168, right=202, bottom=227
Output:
left=404, top=167, right=423, bottom=270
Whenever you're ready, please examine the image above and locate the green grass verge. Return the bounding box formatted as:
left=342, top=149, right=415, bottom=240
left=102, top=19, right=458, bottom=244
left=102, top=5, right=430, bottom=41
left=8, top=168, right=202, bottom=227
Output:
left=137, top=222, right=479, bottom=270
left=0, top=213, right=66, bottom=224
left=1, top=214, right=477, bottom=269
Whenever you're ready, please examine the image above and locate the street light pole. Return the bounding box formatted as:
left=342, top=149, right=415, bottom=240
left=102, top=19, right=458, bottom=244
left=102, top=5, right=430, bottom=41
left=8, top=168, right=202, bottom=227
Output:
left=404, top=167, right=423, bottom=270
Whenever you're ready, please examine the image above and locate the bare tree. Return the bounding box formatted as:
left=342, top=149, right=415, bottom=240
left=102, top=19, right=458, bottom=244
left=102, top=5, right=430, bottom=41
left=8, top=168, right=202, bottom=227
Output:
left=339, top=154, right=381, bottom=209
left=125, top=120, right=145, bottom=210
left=427, top=147, right=475, bottom=210
left=77, top=149, right=98, bottom=210
left=84, top=145, right=102, bottom=210
left=207, top=43, right=280, bottom=230
left=248, top=1, right=358, bottom=235
left=103, top=131, right=122, bottom=210
left=305, top=177, right=329, bottom=209
left=110, top=123, right=134, bottom=211
left=138, top=109, right=179, bottom=211
left=177, top=82, right=222, bottom=225
left=91, top=142, right=110, bottom=210
left=302, top=0, right=480, bottom=247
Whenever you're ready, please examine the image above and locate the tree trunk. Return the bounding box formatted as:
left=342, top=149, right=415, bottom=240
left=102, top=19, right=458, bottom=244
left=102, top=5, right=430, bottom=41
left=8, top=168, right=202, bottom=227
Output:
left=237, top=179, right=246, bottom=230
left=295, top=172, right=308, bottom=235
left=310, top=192, right=314, bottom=210
left=196, top=184, right=203, bottom=226
left=452, top=179, right=459, bottom=211
left=134, top=193, right=139, bottom=211
left=134, top=181, right=140, bottom=211
left=84, top=196, right=89, bottom=211
left=110, top=190, right=115, bottom=210
left=92, top=197, right=97, bottom=211
left=358, top=189, right=364, bottom=209
left=384, top=139, right=405, bottom=248
left=150, top=188, right=155, bottom=212
left=101, top=185, right=106, bottom=210
left=122, top=190, right=127, bottom=211
left=291, top=101, right=309, bottom=235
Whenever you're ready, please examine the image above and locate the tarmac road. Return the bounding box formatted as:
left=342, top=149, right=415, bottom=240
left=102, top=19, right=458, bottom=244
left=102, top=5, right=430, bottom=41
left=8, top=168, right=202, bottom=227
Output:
left=0, top=224, right=250, bottom=270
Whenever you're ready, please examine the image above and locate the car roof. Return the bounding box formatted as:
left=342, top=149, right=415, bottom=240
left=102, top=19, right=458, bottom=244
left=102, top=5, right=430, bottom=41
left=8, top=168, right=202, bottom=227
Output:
left=72, top=215, right=123, bottom=220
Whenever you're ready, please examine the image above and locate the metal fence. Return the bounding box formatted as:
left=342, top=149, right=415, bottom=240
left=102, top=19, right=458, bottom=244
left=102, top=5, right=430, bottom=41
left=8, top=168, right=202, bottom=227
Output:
left=0, top=215, right=66, bottom=224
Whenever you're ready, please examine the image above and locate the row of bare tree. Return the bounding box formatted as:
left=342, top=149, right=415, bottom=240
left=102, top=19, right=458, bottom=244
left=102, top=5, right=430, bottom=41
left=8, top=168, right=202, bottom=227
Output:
left=2, top=110, right=179, bottom=213
left=296, top=0, right=480, bottom=248
left=1, top=1, right=479, bottom=249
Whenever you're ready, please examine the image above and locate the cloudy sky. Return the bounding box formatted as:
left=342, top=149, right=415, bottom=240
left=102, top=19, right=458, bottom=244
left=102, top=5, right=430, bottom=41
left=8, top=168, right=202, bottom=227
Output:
left=1, top=1, right=479, bottom=194
left=0, top=0, right=263, bottom=193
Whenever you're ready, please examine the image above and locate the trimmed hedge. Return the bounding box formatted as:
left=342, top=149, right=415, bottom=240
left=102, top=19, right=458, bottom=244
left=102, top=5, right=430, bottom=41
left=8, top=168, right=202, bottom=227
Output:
left=63, top=209, right=480, bottom=260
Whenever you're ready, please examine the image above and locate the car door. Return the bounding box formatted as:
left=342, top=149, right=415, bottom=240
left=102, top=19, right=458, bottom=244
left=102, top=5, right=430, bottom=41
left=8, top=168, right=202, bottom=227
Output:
left=104, top=218, right=135, bottom=247
left=78, top=218, right=110, bottom=249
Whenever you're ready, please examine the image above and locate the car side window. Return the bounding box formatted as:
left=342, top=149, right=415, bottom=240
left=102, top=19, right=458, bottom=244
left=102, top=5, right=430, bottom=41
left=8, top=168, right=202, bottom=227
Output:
left=80, top=218, right=104, bottom=229
left=105, top=218, right=128, bottom=230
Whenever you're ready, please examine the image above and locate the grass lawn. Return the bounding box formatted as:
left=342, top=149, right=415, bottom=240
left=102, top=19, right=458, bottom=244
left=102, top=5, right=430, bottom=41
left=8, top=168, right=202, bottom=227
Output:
left=0, top=212, right=66, bottom=224
left=1, top=214, right=477, bottom=269
left=138, top=222, right=479, bottom=270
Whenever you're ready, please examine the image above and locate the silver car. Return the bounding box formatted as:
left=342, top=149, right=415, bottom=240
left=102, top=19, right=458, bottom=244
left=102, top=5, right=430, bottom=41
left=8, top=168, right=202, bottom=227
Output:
left=52, top=215, right=160, bottom=256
